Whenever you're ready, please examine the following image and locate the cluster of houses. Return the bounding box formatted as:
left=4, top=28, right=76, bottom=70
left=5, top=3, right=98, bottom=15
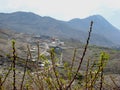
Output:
left=28, top=34, right=65, bottom=67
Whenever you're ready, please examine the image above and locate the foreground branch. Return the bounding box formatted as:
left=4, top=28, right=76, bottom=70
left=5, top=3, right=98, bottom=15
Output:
left=66, top=21, right=93, bottom=90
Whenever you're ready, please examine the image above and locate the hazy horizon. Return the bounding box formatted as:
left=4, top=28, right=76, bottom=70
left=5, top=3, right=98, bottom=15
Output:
left=0, top=0, right=120, bottom=29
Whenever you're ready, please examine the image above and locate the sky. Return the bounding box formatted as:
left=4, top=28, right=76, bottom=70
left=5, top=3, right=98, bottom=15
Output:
left=0, top=0, right=120, bottom=29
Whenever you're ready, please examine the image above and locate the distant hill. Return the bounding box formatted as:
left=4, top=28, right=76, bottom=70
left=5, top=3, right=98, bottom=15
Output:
left=0, top=11, right=120, bottom=47
left=67, top=15, right=120, bottom=45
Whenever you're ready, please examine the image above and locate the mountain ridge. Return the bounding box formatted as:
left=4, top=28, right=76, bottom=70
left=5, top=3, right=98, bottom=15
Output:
left=0, top=11, right=120, bottom=47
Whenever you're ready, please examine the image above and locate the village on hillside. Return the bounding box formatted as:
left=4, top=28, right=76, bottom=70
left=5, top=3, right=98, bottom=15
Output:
left=0, top=33, right=66, bottom=72
left=27, top=34, right=65, bottom=68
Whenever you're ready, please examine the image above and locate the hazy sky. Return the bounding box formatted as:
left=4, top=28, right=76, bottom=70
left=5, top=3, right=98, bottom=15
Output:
left=0, top=0, right=120, bottom=29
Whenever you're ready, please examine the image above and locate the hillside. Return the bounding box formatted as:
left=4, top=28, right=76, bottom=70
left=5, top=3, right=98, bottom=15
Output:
left=0, top=11, right=120, bottom=47
left=0, top=28, right=120, bottom=90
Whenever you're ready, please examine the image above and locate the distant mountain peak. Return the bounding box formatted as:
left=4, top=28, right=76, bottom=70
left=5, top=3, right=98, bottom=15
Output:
left=69, top=15, right=104, bottom=22
left=11, top=11, right=41, bottom=17
left=89, top=14, right=103, bottom=18
left=12, top=11, right=35, bottom=14
left=69, top=18, right=81, bottom=22
left=86, top=14, right=106, bottom=21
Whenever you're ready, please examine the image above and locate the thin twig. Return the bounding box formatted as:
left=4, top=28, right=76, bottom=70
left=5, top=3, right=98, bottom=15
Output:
left=100, top=56, right=104, bottom=90
left=85, top=58, right=90, bottom=89
left=20, top=45, right=29, bottom=90
left=66, top=21, right=93, bottom=90
left=110, top=75, right=119, bottom=90
left=12, top=40, right=16, bottom=90
left=70, top=48, right=77, bottom=72
left=0, top=64, right=12, bottom=86
left=50, top=49, right=62, bottom=90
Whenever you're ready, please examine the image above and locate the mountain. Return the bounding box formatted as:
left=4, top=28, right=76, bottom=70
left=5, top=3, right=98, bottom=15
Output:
left=0, top=12, right=84, bottom=38
left=68, top=15, right=120, bottom=45
left=0, top=11, right=120, bottom=47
